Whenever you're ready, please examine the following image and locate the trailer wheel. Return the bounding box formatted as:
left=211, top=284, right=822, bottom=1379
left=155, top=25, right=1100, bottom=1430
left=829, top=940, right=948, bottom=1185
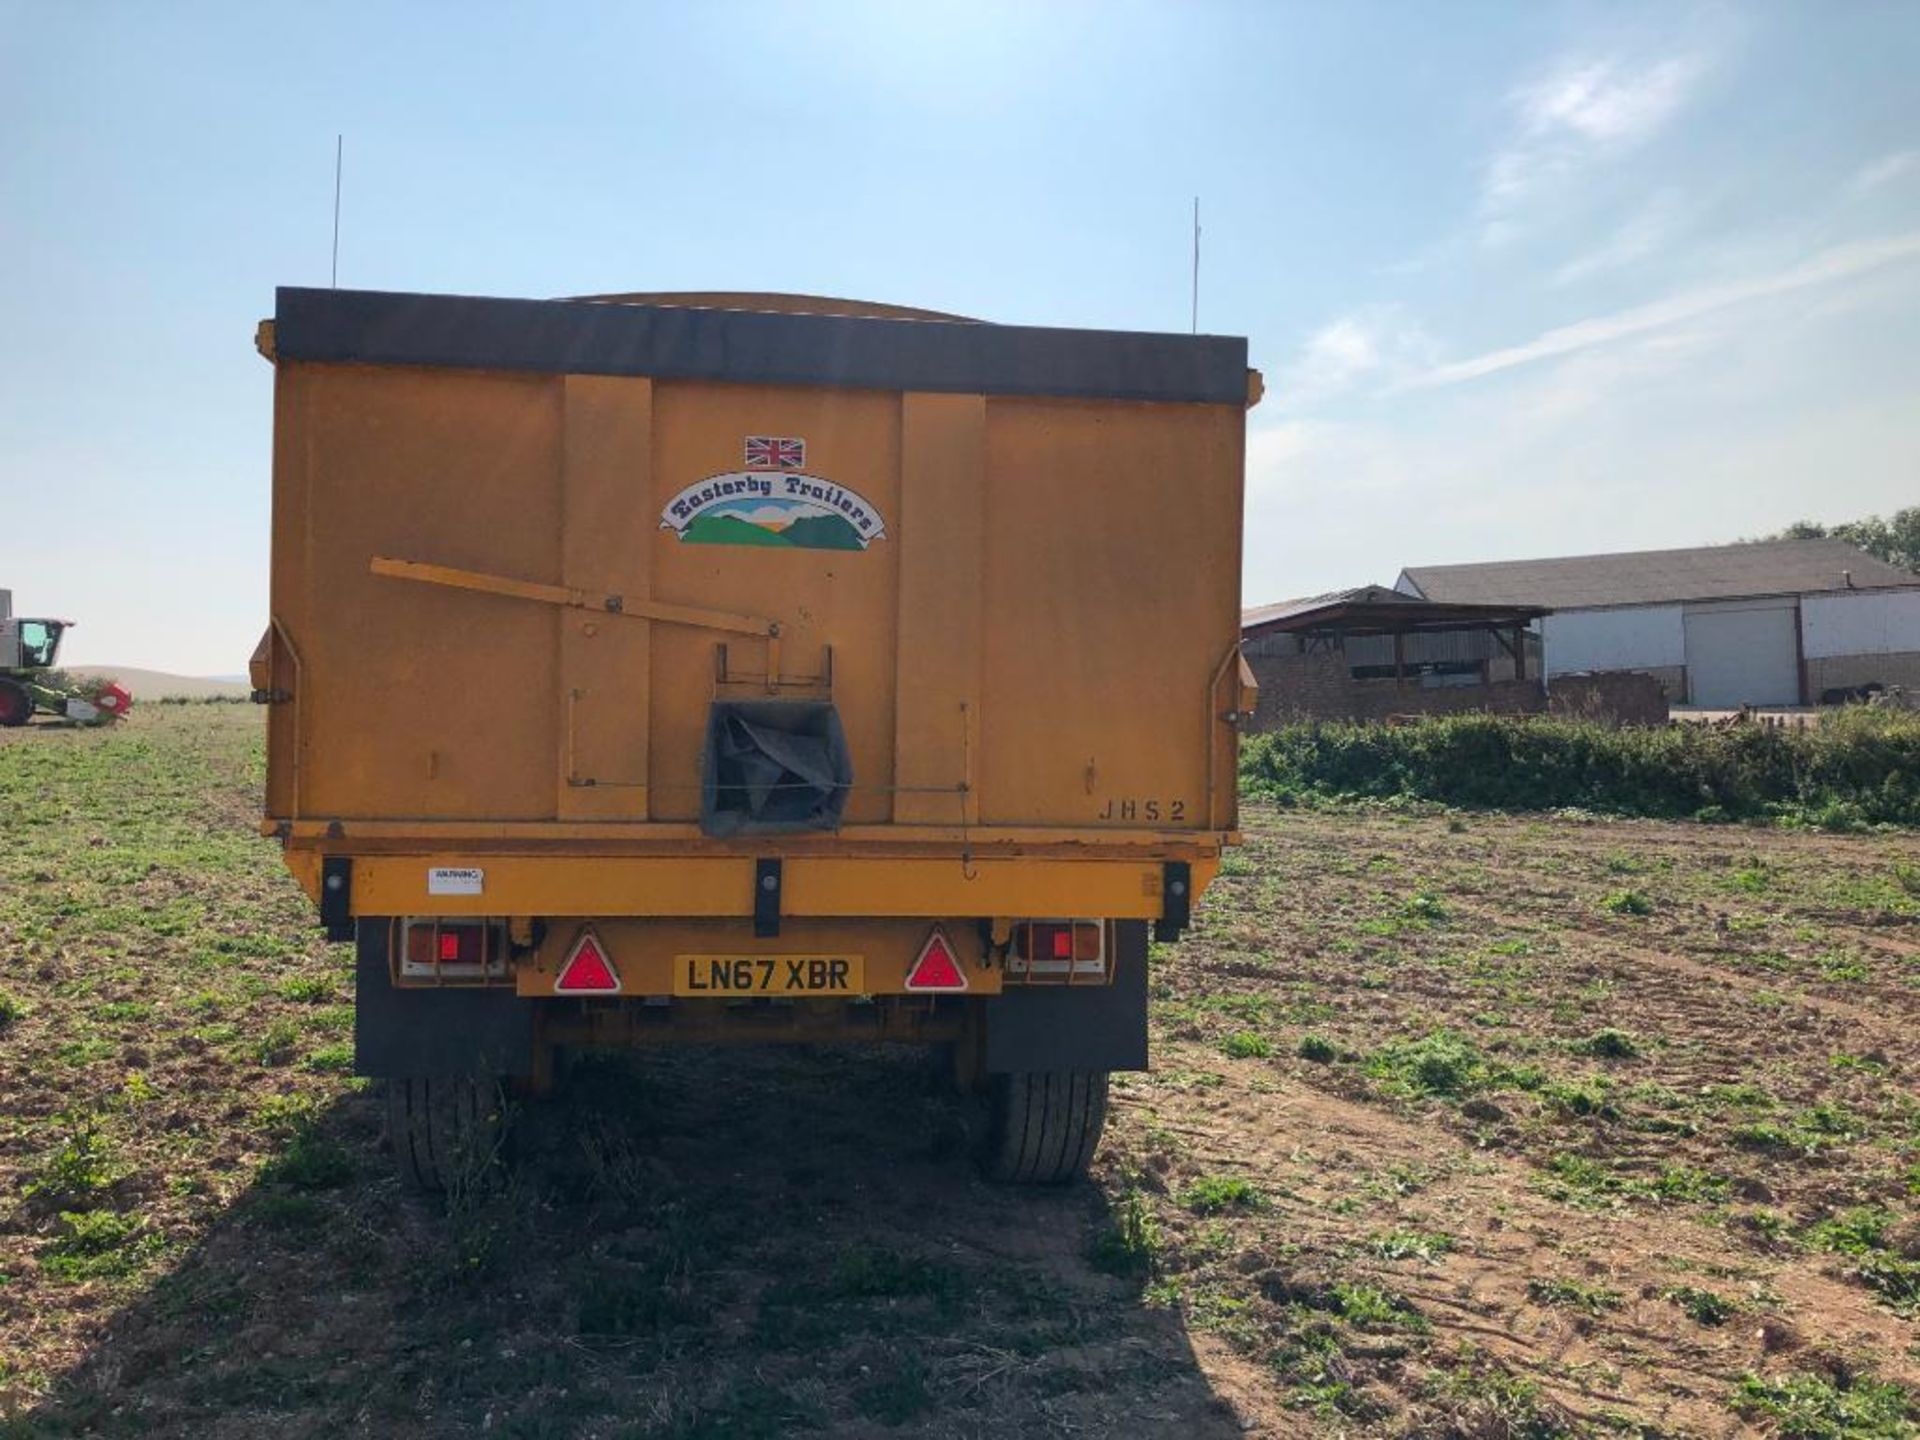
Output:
left=385, top=1075, right=507, bottom=1194
left=0, top=679, right=32, bottom=727
left=980, top=1071, right=1109, bottom=1184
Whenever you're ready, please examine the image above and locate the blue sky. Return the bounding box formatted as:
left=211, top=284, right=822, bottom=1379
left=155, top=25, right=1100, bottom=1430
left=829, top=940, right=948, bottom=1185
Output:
left=3, top=2, right=1917, bottom=673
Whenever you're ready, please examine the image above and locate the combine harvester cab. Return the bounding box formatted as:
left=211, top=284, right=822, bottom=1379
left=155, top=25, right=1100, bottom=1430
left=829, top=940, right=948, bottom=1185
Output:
left=0, top=599, right=132, bottom=727
left=254, top=287, right=1259, bottom=1190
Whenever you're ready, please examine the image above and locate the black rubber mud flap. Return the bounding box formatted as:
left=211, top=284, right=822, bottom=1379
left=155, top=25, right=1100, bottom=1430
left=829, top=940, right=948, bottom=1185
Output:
left=354, top=919, right=535, bottom=1079
left=982, top=920, right=1148, bottom=1074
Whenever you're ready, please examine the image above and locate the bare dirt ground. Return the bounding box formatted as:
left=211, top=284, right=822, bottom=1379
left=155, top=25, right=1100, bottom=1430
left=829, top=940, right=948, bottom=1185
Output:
left=2, top=708, right=1916, bottom=1437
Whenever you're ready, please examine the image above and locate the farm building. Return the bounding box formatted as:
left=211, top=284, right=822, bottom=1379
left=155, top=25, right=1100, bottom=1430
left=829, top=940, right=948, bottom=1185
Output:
left=1397, top=538, right=1920, bottom=708
left=1241, top=586, right=1550, bottom=726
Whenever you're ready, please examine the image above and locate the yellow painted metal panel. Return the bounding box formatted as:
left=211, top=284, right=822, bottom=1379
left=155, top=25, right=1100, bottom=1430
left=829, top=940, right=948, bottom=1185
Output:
left=279, top=362, right=565, bottom=820
left=342, top=854, right=1193, bottom=920
left=893, top=393, right=985, bottom=826
left=644, top=382, right=901, bottom=825
left=978, top=399, right=1244, bottom=831
left=264, top=297, right=1248, bottom=926
left=558, top=375, right=654, bottom=819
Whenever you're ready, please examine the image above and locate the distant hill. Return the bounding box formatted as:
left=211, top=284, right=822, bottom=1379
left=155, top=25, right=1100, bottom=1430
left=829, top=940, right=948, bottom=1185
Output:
left=683, top=512, right=793, bottom=546
left=67, top=667, right=250, bottom=701
left=682, top=508, right=866, bottom=550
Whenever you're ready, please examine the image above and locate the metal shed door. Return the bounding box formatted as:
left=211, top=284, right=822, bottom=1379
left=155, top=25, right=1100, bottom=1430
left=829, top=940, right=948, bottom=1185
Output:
left=1682, top=600, right=1799, bottom=707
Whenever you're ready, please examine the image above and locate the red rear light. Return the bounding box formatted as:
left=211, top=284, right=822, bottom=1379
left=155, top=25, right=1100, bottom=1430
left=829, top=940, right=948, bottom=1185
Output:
left=399, top=919, right=502, bottom=978
left=1013, top=921, right=1102, bottom=965
left=556, top=932, right=621, bottom=994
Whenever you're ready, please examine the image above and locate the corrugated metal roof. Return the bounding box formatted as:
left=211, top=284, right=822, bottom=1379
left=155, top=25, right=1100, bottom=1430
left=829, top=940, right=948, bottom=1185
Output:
left=1242, top=585, right=1548, bottom=636
left=1399, top=539, right=1917, bottom=609
left=1242, top=586, right=1407, bottom=629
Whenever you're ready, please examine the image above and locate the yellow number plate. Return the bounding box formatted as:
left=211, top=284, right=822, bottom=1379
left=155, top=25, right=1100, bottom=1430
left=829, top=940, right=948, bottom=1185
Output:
left=673, top=954, right=865, bottom=997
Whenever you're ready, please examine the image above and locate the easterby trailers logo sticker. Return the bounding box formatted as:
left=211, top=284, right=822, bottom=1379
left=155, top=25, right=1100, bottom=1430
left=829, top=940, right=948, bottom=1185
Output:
left=659, top=435, right=888, bottom=551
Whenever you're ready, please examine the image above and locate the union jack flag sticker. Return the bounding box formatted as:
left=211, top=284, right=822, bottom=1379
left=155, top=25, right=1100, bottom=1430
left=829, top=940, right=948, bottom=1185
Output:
left=745, top=435, right=806, bottom=470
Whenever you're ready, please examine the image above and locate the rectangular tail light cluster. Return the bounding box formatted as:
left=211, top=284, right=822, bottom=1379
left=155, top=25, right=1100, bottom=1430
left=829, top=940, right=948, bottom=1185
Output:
left=396, top=918, right=510, bottom=983
left=1008, top=920, right=1107, bottom=981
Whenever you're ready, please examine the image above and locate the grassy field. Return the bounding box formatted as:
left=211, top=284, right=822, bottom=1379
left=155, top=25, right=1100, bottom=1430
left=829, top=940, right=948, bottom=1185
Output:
left=2, top=707, right=1917, bottom=1438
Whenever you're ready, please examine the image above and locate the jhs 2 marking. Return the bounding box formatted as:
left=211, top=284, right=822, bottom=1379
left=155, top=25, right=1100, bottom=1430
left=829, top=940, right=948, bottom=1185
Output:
left=1099, top=798, right=1186, bottom=822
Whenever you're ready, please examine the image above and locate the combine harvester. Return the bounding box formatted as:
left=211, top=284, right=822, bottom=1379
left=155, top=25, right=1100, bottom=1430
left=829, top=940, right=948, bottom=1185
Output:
left=0, top=589, right=132, bottom=727
left=253, top=287, right=1260, bottom=1190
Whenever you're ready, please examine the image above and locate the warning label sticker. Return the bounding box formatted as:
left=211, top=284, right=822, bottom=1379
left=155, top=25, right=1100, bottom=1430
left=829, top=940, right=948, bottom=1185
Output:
left=427, top=867, right=485, bottom=896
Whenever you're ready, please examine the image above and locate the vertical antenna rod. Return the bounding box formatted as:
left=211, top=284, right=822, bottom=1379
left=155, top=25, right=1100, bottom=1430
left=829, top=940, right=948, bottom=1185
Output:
left=332, top=136, right=343, bottom=289
left=1190, top=196, right=1201, bottom=334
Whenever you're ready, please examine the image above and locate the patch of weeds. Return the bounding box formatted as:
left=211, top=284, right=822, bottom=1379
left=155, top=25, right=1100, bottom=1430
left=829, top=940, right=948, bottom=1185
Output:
left=1731, top=1370, right=1915, bottom=1438
left=254, top=1016, right=301, bottom=1067
left=1600, top=888, right=1654, bottom=916
left=1663, top=1285, right=1736, bottom=1325
left=26, top=1121, right=121, bottom=1209
left=1528, top=1276, right=1622, bottom=1314
left=1296, top=1033, right=1338, bottom=1063
left=1726, top=864, right=1773, bottom=894
left=1424, top=1350, right=1572, bottom=1438
left=1365, top=1029, right=1498, bottom=1099
left=1649, top=1164, right=1730, bottom=1205
left=305, top=1042, right=354, bottom=1073
left=1805, top=1207, right=1920, bottom=1315
left=1576, top=1027, right=1639, bottom=1060
left=1221, top=1030, right=1272, bottom=1060
left=0, top=990, right=22, bottom=1028
left=1735, top=1102, right=1862, bottom=1157
left=1831, top=1052, right=1888, bottom=1075
left=277, top=975, right=336, bottom=1003
left=40, top=1210, right=166, bottom=1282
left=1089, top=1184, right=1162, bottom=1279
left=1366, top=1229, right=1455, bottom=1263
left=827, top=1245, right=965, bottom=1313
left=1332, top=1281, right=1428, bottom=1332
left=1540, top=1075, right=1618, bottom=1120
left=258, top=1128, right=355, bottom=1190
left=1818, top=953, right=1871, bottom=983
left=1401, top=890, right=1451, bottom=924
left=1181, top=1175, right=1264, bottom=1215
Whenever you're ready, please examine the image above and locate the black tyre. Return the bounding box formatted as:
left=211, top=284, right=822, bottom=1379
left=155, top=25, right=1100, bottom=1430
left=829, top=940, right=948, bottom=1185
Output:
left=385, top=1075, right=507, bottom=1194
left=0, top=678, right=32, bottom=728
left=980, top=1070, right=1109, bottom=1184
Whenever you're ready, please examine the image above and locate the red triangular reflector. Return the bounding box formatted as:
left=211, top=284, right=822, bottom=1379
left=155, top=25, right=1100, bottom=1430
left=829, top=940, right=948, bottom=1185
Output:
left=905, top=930, right=967, bottom=991
left=556, top=933, right=620, bottom=993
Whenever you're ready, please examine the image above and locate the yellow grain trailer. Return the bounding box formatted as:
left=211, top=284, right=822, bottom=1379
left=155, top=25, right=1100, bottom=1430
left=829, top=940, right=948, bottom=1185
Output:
left=254, top=287, right=1257, bottom=1188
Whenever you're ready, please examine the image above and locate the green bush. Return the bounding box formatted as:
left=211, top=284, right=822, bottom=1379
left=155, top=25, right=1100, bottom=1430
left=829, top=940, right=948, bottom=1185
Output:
left=1240, top=710, right=1920, bottom=826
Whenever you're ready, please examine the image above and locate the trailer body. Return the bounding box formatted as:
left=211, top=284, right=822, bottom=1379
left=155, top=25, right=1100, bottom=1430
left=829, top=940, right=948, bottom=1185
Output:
left=256, top=288, right=1255, bottom=1184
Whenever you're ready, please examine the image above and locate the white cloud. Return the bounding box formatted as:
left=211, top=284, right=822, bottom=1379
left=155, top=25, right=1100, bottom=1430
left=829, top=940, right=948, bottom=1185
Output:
left=1274, top=306, right=1437, bottom=408
left=1406, top=230, right=1920, bottom=390
left=1848, top=150, right=1917, bottom=197
left=1551, top=192, right=1682, bottom=285
left=1481, top=52, right=1709, bottom=241
left=1514, top=57, right=1706, bottom=146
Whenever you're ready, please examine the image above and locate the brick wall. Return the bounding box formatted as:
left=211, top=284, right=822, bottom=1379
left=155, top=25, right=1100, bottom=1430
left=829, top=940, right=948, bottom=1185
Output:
left=1548, top=671, right=1671, bottom=726
left=1247, top=650, right=1545, bottom=729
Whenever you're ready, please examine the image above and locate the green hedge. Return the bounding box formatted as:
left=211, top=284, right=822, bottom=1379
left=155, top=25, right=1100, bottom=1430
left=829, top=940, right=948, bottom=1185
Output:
left=1238, top=709, right=1920, bottom=827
